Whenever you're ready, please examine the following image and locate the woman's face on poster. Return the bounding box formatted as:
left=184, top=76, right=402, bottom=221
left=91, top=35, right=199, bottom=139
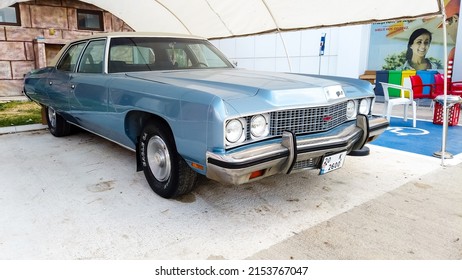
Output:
left=410, top=34, right=431, bottom=58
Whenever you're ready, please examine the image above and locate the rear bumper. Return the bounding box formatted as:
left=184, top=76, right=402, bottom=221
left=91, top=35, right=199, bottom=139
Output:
left=206, top=115, right=388, bottom=185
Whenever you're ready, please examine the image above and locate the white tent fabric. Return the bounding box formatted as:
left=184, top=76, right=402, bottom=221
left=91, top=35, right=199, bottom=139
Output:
left=2, top=0, right=442, bottom=39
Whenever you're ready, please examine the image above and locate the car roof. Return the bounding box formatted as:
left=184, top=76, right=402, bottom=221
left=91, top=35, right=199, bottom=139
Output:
left=75, top=32, right=205, bottom=41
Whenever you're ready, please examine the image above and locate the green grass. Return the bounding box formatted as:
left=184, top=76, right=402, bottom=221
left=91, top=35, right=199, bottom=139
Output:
left=0, top=101, right=43, bottom=127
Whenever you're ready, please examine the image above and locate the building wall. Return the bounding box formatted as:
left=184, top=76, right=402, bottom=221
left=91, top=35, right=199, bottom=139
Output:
left=212, top=21, right=462, bottom=83
left=211, top=25, right=369, bottom=79
left=0, top=0, right=133, bottom=98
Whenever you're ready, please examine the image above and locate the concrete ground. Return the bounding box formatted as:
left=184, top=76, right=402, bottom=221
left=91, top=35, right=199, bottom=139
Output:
left=249, top=163, right=462, bottom=259
left=0, top=102, right=461, bottom=260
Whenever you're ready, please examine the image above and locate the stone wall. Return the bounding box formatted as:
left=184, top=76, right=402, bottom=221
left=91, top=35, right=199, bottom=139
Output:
left=0, top=0, right=133, bottom=98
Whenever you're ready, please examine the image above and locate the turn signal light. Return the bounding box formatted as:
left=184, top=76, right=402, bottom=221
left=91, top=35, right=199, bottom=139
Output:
left=191, top=162, right=204, bottom=170
left=249, top=169, right=265, bottom=179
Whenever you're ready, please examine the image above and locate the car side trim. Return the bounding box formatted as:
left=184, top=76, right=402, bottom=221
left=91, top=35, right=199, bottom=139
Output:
left=207, top=150, right=289, bottom=170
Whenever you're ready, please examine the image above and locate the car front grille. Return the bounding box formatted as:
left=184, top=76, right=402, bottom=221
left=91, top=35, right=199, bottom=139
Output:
left=269, top=101, right=347, bottom=136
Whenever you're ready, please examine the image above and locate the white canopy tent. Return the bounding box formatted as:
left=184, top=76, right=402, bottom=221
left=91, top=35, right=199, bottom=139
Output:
left=2, top=0, right=455, bottom=165
left=1, top=0, right=443, bottom=39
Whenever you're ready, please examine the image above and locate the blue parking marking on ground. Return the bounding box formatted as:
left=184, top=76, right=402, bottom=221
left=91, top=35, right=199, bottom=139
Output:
left=371, top=117, right=462, bottom=157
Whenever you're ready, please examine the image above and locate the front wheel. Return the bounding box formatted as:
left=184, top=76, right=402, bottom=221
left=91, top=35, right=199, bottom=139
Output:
left=139, top=122, right=197, bottom=198
left=45, top=106, right=71, bottom=137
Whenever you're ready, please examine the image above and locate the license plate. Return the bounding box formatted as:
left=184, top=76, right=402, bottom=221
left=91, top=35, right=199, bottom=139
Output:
left=320, top=151, right=347, bottom=175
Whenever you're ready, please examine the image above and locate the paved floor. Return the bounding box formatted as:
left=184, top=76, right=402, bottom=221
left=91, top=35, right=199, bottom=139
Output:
left=249, top=162, right=462, bottom=259
left=1, top=116, right=461, bottom=259
left=1, top=98, right=461, bottom=259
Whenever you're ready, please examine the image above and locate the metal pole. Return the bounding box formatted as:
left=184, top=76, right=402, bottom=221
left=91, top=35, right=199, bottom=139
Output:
left=439, top=0, right=449, bottom=166
left=261, top=0, right=292, bottom=72
left=433, top=95, right=462, bottom=159
left=318, top=57, right=322, bottom=75
left=318, top=33, right=326, bottom=75
left=278, top=32, right=292, bottom=72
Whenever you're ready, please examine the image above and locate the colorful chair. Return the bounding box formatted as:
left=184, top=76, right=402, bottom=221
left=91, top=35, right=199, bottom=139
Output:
left=409, top=75, right=436, bottom=99
left=380, top=82, right=417, bottom=127
left=434, top=73, right=462, bottom=97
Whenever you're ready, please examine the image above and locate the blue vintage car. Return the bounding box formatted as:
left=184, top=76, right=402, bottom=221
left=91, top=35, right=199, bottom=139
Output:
left=24, top=32, right=388, bottom=198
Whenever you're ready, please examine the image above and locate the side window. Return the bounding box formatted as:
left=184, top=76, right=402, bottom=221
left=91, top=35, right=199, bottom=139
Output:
left=56, top=42, right=86, bottom=72
left=77, top=39, right=106, bottom=73
left=108, top=38, right=155, bottom=73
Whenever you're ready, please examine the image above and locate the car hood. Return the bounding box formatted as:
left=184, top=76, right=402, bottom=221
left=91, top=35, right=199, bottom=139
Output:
left=125, top=69, right=372, bottom=112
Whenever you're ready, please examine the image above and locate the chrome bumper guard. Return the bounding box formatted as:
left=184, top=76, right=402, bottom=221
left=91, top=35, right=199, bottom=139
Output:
left=206, top=115, right=389, bottom=185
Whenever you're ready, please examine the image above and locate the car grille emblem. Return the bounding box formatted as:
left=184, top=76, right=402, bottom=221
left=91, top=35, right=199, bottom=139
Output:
left=323, top=115, right=333, bottom=122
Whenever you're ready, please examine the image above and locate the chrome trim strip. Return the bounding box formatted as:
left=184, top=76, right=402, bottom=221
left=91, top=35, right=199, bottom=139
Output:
left=68, top=122, right=136, bottom=152
left=281, top=131, right=297, bottom=174
left=206, top=116, right=389, bottom=185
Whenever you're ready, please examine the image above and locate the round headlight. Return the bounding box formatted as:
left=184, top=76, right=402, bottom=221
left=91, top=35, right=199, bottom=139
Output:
left=225, top=119, right=244, bottom=143
left=250, top=114, right=269, bottom=138
left=359, top=99, right=370, bottom=114
left=346, top=100, right=357, bottom=119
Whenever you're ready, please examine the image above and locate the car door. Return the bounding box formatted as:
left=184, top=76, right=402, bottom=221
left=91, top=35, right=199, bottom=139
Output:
left=69, top=39, right=112, bottom=136
left=46, top=41, right=87, bottom=112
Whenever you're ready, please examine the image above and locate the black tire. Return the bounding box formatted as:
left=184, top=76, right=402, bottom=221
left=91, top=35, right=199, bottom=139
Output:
left=139, top=122, right=197, bottom=198
left=45, top=106, right=71, bottom=137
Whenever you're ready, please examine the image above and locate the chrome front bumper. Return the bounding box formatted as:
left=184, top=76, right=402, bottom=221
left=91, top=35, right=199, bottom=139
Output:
left=206, top=115, right=389, bottom=185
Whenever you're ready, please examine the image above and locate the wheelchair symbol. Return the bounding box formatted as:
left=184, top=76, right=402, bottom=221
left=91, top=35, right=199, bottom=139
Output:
left=387, top=127, right=430, bottom=136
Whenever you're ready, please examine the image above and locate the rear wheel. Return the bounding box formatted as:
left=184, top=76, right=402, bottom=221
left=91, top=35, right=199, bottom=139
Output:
left=46, top=106, right=71, bottom=137
left=139, top=122, right=197, bottom=198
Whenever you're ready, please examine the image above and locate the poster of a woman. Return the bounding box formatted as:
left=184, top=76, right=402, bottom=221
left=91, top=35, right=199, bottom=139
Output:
left=367, top=0, right=460, bottom=72
left=400, top=28, right=441, bottom=70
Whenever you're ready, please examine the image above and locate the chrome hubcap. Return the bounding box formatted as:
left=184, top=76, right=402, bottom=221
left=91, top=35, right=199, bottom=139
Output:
left=147, top=136, right=171, bottom=182
left=47, top=107, right=57, bottom=128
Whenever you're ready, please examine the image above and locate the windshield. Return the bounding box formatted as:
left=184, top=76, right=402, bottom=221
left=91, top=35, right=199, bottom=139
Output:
left=108, top=37, right=233, bottom=73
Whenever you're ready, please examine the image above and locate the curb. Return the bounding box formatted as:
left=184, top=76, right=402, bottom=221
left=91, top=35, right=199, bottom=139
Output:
left=0, top=96, right=29, bottom=102
left=0, top=124, right=48, bottom=135
left=1, top=97, right=47, bottom=135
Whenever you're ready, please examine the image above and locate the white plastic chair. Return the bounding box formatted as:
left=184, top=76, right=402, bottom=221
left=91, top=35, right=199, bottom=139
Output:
left=380, top=82, right=417, bottom=127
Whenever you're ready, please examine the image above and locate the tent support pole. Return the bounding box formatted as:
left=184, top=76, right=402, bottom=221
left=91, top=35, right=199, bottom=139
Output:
left=440, top=0, right=448, bottom=166
left=261, top=0, right=292, bottom=72
left=277, top=31, right=292, bottom=72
